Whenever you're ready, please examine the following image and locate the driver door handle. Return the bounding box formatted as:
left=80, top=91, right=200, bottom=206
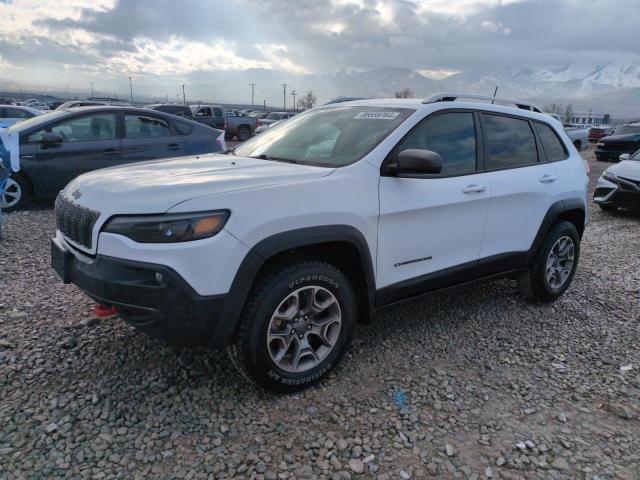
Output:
left=539, top=174, right=557, bottom=184
left=102, top=148, right=119, bottom=156
left=167, top=143, right=182, bottom=150
left=462, top=184, right=487, bottom=194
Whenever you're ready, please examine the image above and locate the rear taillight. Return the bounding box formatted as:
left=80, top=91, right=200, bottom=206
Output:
left=583, top=158, right=590, bottom=174
left=256, top=118, right=261, bottom=127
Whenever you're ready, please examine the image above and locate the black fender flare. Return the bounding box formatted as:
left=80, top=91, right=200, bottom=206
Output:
left=526, top=198, right=585, bottom=265
left=214, top=225, right=376, bottom=347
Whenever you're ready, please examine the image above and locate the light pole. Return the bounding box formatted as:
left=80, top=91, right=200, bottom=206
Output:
left=182, top=84, right=186, bottom=105
left=249, top=83, right=256, bottom=106
left=282, top=83, right=288, bottom=110
left=128, top=76, right=133, bottom=103
left=290, top=90, right=297, bottom=111
left=90, top=82, right=94, bottom=98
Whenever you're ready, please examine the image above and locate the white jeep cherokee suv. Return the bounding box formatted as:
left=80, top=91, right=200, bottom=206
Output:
left=51, top=93, right=589, bottom=392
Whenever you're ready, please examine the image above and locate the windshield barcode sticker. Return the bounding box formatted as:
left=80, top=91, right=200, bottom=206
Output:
left=354, top=112, right=400, bottom=120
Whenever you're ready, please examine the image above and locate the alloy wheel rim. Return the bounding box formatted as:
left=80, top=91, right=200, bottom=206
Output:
left=545, top=236, right=575, bottom=290
left=266, top=285, right=342, bottom=373
left=0, top=178, right=21, bottom=208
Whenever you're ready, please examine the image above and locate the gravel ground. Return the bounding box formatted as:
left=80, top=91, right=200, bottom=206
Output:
left=1, top=147, right=639, bottom=480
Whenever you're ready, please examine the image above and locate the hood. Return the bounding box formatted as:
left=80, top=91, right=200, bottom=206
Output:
left=607, top=160, right=640, bottom=181
left=600, top=134, right=640, bottom=143
left=62, top=153, right=333, bottom=214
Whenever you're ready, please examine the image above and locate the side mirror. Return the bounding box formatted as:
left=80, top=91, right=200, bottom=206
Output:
left=619, top=153, right=630, bottom=161
left=42, top=132, right=63, bottom=146
left=395, top=149, right=443, bottom=175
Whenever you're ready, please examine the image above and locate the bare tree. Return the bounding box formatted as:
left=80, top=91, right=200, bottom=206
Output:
left=298, top=91, right=317, bottom=110
left=544, top=102, right=563, bottom=115
left=394, top=88, right=414, bottom=98
left=563, top=103, right=574, bottom=122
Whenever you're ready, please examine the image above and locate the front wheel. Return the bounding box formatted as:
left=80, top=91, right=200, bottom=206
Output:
left=228, top=262, right=356, bottom=392
left=519, top=221, right=580, bottom=302
left=236, top=125, right=252, bottom=142
left=0, top=175, right=30, bottom=211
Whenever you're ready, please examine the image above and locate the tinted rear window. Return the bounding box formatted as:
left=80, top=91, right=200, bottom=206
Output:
left=173, top=120, right=194, bottom=135
left=483, top=114, right=538, bottom=169
left=534, top=122, right=568, bottom=162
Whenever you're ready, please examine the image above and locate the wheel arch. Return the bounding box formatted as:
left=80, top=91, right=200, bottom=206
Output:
left=215, top=225, right=376, bottom=347
left=527, top=198, right=586, bottom=265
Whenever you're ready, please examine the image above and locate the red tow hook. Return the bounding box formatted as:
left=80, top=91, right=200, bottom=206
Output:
left=94, top=304, right=118, bottom=318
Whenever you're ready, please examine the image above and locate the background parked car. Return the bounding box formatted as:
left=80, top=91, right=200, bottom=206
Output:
left=146, top=104, right=193, bottom=118
left=259, top=111, right=295, bottom=127
left=55, top=100, right=108, bottom=109
left=0, top=105, right=44, bottom=128
left=248, top=112, right=269, bottom=119
left=25, top=101, right=50, bottom=111
left=594, top=149, right=640, bottom=211
left=595, top=123, right=640, bottom=161
left=254, top=118, right=284, bottom=134
left=190, top=104, right=226, bottom=129
left=588, top=125, right=614, bottom=142
left=0, top=106, right=225, bottom=210
left=224, top=114, right=259, bottom=141
left=0, top=97, right=16, bottom=105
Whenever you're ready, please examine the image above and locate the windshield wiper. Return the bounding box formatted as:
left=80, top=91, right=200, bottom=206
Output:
left=251, top=154, right=301, bottom=164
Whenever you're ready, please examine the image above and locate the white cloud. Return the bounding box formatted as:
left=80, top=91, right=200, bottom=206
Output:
left=481, top=20, right=512, bottom=35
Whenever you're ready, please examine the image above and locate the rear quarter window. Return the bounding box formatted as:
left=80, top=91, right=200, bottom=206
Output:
left=534, top=122, right=568, bottom=162
left=173, top=120, right=194, bottom=135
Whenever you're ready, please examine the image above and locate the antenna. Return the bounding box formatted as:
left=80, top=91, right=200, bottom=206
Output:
left=491, top=85, right=498, bottom=104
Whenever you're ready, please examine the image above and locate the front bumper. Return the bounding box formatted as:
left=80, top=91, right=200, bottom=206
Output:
left=593, top=175, right=640, bottom=211
left=51, top=237, right=228, bottom=347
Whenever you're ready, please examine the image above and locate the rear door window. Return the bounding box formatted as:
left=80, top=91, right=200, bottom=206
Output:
left=125, top=114, right=172, bottom=138
left=197, top=108, right=212, bottom=117
left=213, top=108, right=223, bottom=117
left=534, top=122, right=568, bottom=162
left=482, top=114, right=538, bottom=169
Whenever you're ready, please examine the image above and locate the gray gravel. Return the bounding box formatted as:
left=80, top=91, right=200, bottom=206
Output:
left=1, top=148, right=639, bottom=479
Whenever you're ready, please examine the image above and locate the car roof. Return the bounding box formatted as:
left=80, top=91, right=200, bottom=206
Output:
left=325, top=97, right=558, bottom=124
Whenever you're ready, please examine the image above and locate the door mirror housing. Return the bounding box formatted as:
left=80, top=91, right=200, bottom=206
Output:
left=394, top=149, right=443, bottom=175
left=619, top=153, right=630, bottom=161
left=42, top=132, right=63, bottom=147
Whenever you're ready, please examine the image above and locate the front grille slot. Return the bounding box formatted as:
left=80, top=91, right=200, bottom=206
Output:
left=55, top=194, right=100, bottom=249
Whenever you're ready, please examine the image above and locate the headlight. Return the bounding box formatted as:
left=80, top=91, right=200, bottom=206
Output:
left=103, top=210, right=229, bottom=243
left=603, top=172, right=617, bottom=183
left=596, top=143, right=605, bottom=148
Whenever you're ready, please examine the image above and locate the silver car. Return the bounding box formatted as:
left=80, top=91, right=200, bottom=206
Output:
left=593, top=150, right=640, bottom=212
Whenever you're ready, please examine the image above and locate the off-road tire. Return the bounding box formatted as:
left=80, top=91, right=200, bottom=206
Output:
left=519, top=221, right=580, bottom=302
left=227, top=261, right=356, bottom=392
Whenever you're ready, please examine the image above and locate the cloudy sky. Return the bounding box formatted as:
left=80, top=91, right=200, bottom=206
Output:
left=0, top=0, right=639, bottom=103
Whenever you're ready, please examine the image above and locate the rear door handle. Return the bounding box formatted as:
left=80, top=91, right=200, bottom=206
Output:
left=19, top=154, right=35, bottom=160
left=167, top=143, right=182, bottom=150
left=539, top=174, right=557, bottom=184
left=102, top=148, right=119, bottom=156
left=462, top=184, right=487, bottom=194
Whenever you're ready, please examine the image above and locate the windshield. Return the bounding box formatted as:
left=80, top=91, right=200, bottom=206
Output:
left=614, top=126, right=640, bottom=135
left=234, top=106, right=414, bottom=167
left=7, top=110, right=68, bottom=133
left=265, top=113, right=283, bottom=120
left=631, top=150, right=640, bottom=161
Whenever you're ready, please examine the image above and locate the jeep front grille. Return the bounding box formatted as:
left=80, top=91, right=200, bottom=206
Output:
left=55, top=194, right=100, bottom=249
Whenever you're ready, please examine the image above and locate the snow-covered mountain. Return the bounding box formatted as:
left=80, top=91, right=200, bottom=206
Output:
left=446, top=64, right=640, bottom=98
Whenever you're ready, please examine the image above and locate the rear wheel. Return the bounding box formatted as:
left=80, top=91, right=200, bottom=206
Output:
left=519, top=221, right=580, bottom=302
left=0, top=175, right=31, bottom=211
left=228, top=261, right=356, bottom=392
left=599, top=203, right=618, bottom=212
left=236, top=125, right=252, bottom=142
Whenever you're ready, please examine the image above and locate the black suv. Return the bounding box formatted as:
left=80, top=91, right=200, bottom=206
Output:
left=595, top=123, right=640, bottom=161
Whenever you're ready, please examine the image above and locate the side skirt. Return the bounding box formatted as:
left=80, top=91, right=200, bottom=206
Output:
left=374, top=251, right=527, bottom=310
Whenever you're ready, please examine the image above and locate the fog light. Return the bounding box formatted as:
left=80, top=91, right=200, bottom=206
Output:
left=154, top=272, right=164, bottom=283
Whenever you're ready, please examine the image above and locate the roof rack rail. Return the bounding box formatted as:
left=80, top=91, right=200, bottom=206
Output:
left=422, top=92, right=543, bottom=113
